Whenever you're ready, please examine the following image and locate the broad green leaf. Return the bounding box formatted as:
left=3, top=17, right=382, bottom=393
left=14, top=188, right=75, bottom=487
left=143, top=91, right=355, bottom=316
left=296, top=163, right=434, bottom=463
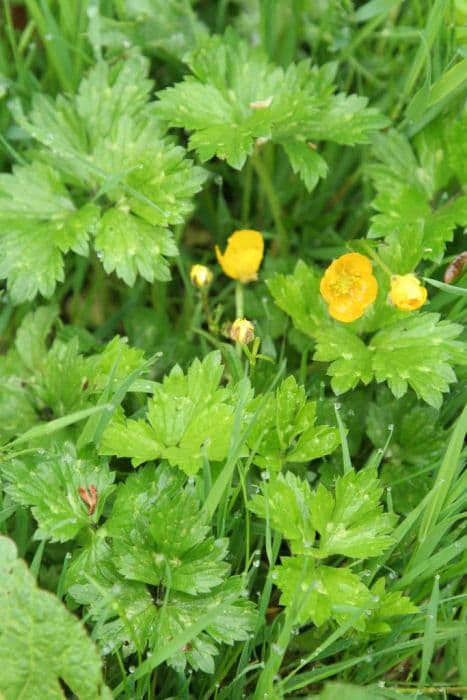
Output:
left=95, top=208, right=176, bottom=285
left=106, top=464, right=228, bottom=593
left=101, top=351, right=238, bottom=474
left=67, top=465, right=256, bottom=672
left=157, top=29, right=387, bottom=182
left=0, top=536, right=109, bottom=700
left=0, top=164, right=99, bottom=302
left=367, top=129, right=467, bottom=268
left=1, top=443, right=115, bottom=542
left=250, top=467, right=394, bottom=559
left=155, top=578, right=256, bottom=673
left=3, top=56, right=206, bottom=301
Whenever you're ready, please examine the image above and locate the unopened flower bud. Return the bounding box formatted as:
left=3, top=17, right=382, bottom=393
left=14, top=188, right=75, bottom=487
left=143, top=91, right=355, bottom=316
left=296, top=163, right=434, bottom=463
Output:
left=230, top=318, right=255, bottom=344
left=390, top=274, right=427, bottom=311
left=190, top=264, right=213, bottom=288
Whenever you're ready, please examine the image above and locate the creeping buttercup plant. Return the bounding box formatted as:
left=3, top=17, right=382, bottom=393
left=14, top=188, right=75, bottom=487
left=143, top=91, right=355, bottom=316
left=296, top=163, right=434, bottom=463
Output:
left=1, top=2, right=466, bottom=699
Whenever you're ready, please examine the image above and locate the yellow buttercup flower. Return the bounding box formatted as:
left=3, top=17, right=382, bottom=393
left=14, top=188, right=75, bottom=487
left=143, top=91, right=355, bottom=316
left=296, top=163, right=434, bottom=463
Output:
left=190, top=264, right=213, bottom=288
left=390, top=274, right=427, bottom=311
left=215, top=230, right=264, bottom=283
left=230, top=318, right=255, bottom=344
left=320, top=252, right=378, bottom=323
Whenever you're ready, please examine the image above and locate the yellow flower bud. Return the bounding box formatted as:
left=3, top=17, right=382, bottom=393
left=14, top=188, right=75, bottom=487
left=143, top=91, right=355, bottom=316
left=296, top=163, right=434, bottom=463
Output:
left=230, top=318, right=255, bottom=345
left=215, top=230, right=264, bottom=283
left=190, top=264, right=213, bottom=288
left=390, top=274, right=427, bottom=311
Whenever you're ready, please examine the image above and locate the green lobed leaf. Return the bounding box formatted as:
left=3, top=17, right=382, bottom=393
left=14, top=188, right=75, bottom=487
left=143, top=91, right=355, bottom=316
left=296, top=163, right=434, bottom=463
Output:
left=369, top=313, right=465, bottom=408
left=0, top=163, right=99, bottom=302
left=94, top=208, right=176, bottom=286
left=100, top=351, right=238, bottom=475
left=266, top=260, right=330, bottom=337
left=2, top=56, right=206, bottom=301
left=249, top=471, right=316, bottom=548
left=0, top=536, right=109, bottom=700
left=310, top=468, right=396, bottom=558
left=246, top=375, right=340, bottom=471
left=275, top=557, right=372, bottom=628
left=1, top=443, right=115, bottom=542
left=106, top=463, right=228, bottom=593
left=250, top=467, right=394, bottom=559
left=156, top=29, right=387, bottom=186
left=67, top=464, right=256, bottom=672
left=367, top=128, right=467, bottom=268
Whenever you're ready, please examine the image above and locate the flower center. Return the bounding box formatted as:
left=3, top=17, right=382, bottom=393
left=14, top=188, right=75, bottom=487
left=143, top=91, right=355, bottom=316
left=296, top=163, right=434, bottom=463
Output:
left=332, top=272, right=358, bottom=296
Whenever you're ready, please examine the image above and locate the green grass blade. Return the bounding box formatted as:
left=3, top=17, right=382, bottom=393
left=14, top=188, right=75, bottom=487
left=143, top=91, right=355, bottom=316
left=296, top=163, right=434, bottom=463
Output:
left=420, top=574, right=440, bottom=685
left=418, top=403, right=467, bottom=543
left=4, top=404, right=111, bottom=449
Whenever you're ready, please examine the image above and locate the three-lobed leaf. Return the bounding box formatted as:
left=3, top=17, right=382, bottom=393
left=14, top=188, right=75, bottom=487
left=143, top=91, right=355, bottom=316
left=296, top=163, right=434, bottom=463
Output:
left=100, top=351, right=238, bottom=475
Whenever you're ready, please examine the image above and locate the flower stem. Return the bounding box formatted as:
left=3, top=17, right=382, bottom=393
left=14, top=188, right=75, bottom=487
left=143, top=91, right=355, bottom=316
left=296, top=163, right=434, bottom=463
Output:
left=252, top=149, right=288, bottom=255
left=360, top=241, right=393, bottom=278
left=200, top=288, right=215, bottom=332
left=235, top=280, right=244, bottom=319
left=235, top=281, right=244, bottom=356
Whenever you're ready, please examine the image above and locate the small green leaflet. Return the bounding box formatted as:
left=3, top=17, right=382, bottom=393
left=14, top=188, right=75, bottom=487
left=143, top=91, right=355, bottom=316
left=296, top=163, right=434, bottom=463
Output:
left=100, top=351, right=238, bottom=475
left=246, top=376, right=340, bottom=471
left=365, top=578, right=418, bottom=634
left=0, top=536, right=110, bottom=700
left=309, top=468, right=395, bottom=558
left=1, top=443, right=115, bottom=542
left=266, top=260, right=331, bottom=337
left=369, top=314, right=465, bottom=408
left=275, top=557, right=372, bottom=628
left=156, top=29, right=388, bottom=186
